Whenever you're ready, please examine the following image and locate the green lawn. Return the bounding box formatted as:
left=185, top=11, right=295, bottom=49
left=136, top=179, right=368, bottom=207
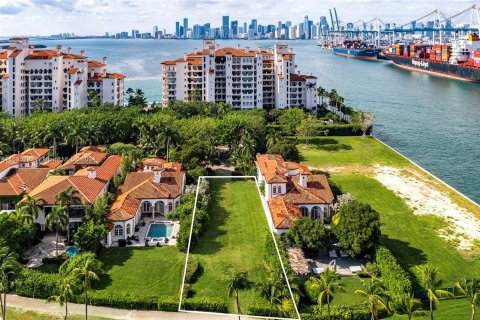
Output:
left=94, top=246, right=185, bottom=297
left=330, top=174, right=480, bottom=286
left=297, top=136, right=410, bottom=167
left=331, top=276, right=365, bottom=306
left=188, top=179, right=289, bottom=314
left=6, top=307, right=112, bottom=320
left=387, top=298, right=471, bottom=320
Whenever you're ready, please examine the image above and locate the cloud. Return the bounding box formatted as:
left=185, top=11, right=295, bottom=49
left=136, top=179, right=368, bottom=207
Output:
left=0, top=0, right=30, bottom=15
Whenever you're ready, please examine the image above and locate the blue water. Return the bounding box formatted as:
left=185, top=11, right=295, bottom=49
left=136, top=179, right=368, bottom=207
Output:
left=147, top=223, right=173, bottom=238
left=33, top=39, right=480, bottom=203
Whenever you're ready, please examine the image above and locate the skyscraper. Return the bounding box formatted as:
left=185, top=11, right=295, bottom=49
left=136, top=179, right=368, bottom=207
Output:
left=183, top=18, right=189, bottom=38
left=250, top=19, right=258, bottom=36
left=222, top=15, right=230, bottom=39
left=175, top=22, right=180, bottom=37
left=231, top=20, right=238, bottom=37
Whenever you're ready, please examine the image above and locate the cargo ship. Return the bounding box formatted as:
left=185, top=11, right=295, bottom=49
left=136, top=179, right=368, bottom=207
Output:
left=385, top=34, right=480, bottom=82
left=333, top=40, right=379, bottom=60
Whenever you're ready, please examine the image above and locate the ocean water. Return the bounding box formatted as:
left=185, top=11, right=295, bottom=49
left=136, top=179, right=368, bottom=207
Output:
left=34, top=39, right=480, bottom=203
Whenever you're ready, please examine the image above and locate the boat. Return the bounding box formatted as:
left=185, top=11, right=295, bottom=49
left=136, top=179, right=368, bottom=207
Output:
left=332, top=40, right=379, bottom=60
left=385, top=33, right=480, bottom=82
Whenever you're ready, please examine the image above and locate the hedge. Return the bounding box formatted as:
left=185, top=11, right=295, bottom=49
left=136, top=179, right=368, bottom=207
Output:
left=183, top=297, right=228, bottom=313
left=185, top=255, right=199, bottom=283
left=16, top=269, right=60, bottom=299
left=247, top=303, right=283, bottom=317
left=303, top=278, right=322, bottom=303
left=300, top=304, right=374, bottom=320
left=319, top=124, right=371, bottom=136
left=77, top=292, right=158, bottom=310
left=158, top=296, right=179, bottom=311
left=374, top=246, right=412, bottom=295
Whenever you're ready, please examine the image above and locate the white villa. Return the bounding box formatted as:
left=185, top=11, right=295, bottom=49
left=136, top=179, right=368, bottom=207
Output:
left=106, top=158, right=186, bottom=246
left=256, top=154, right=334, bottom=238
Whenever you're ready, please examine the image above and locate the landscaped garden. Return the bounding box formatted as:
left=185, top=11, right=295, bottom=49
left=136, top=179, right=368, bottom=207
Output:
left=186, top=179, right=294, bottom=315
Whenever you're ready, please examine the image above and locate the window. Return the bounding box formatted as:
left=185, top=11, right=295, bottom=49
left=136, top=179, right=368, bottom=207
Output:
left=312, top=207, right=319, bottom=219
left=300, top=207, right=308, bottom=217
left=143, top=202, right=151, bottom=212
left=280, top=233, right=286, bottom=241
left=126, top=223, right=131, bottom=236
left=114, top=225, right=123, bottom=236
left=168, top=202, right=173, bottom=211
left=272, top=186, right=277, bottom=194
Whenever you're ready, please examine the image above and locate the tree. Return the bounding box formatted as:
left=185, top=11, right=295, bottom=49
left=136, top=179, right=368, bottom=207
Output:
left=47, top=274, right=79, bottom=320
left=297, top=115, right=320, bottom=148
left=353, top=112, right=375, bottom=138
left=286, top=217, right=332, bottom=254
left=394, top=293, right=427, bottom=320
left=266, top=130, right=282, bottom=149
left=68, top=253, right=104, bottom=320
left=256, top=274, right=284, bottom=316
left=87, top=90, right=101, bottom=108
left=267, top=141, right=300, bottom=162
left=74, top=220, right=107, bottom=254
left=416, top=264, right=454, bottom=320
left=317, top=86, right=328, bottom=105
left=17, top=194, right=44, bottom=222
left=314, top=268, right=345, bottom=320
left=455, top=279, right=480, bottom=320
left=227, top=271, right=252, bottom=314
left=277, top=108, right=305, bottom=135
left=32, top=98, right=48, bottom=113
left=46, top=205, right=68, bottom=259
left=355, top=278, right=389, bottom=320
left=332, top=200, right=381, bottom=258
left=0, top=246, right=20, bottom=320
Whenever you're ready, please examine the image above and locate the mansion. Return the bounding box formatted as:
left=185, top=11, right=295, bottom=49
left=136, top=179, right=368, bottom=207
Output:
left=0, top=38, right=125, bottom=117
left=256, top=154, right=334, bottom=238
left=161, top=39, right=318, bottom=110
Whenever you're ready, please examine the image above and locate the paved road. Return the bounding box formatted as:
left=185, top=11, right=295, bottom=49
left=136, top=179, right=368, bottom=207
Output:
left=7, top=294, right=239, bottom=320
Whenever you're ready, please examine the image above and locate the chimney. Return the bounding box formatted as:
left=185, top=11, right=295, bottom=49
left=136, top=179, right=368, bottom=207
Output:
left=257, top=47, right=262, bottom=52
left=56, top=44, right=61, bottom=54
left=194, top=48, right=198, bottom=54
left=153, top=168, right=164, bottom=183
left=245, top=46, right=250, bottom=52
left=90, top=71, right=94, bottom=78
left=289, top=48, right=293, bottom=53
left=184, top=53, right=188, bottom=61
left=87, top=167, right=97, bottom=179
left=80, top=50, right=85, bottom=56
left=29, top=45, right=34, bottom=55
left=299, top=173, right=308, bottom=188
left=67, top=47, right=72, bottom=54
left=102, top=56, right=107, bottom=65
left=237, top=44, right=240, bottom=49
left=216, top=44, right=220, bottom=50
left=102, top=68, right=107, bottom=77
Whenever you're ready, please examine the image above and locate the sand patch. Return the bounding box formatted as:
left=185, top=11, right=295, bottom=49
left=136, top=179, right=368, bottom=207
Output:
left=374, top=165, right=480, bottom=250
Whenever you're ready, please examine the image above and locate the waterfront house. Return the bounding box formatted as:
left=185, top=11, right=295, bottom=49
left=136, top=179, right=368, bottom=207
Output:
left=0, top=148, right=61, bottom=211
left=61, top=146, right=109, bottom=175
left=106, top=158, right=186, bottom=246
left=255, top=154, right=334, bottom=239
left=28, top=154, right=121, bottom=236
left=161, top=39, right=318, bottom=110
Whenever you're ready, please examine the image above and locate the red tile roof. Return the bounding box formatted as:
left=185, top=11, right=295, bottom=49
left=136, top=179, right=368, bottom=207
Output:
left=88, top=60, right=106, bottom=68
left=256, top=154, right=311, bottom=183
left=267, top=196, right=302, bottom=229
left=0, top=148, right=50, bottom=173
left=61, top=147, right=108, bottom=170
left=0, top=168, right=51, bottom=197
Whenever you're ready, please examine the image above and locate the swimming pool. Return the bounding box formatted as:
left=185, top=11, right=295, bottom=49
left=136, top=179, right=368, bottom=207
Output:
left=146, top=223, right=173, bottom=238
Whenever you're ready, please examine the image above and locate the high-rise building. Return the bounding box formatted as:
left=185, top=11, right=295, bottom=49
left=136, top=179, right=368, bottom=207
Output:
left=175, top=22, right=180, bottom=37
left=161, top=39, right=318, bottom=110
left=0, top=38, right=125, bottom=117
left=222, top=15, right=230, bottom=39
left=183, top=18, right=189, bottom=38
left=250, top=19, right=258, bottom=36
left=153, top=25, right=159, bottom=38
left=231, top=20, right=238, bottom=37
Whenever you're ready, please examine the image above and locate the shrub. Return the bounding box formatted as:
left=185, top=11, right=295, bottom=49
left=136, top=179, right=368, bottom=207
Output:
left=301, top=304, right=373, bottom=320
left=374, top=246, right=412, bottom=295
left=157, top=296, right=179, bottom=311
left=286, top=217, right=332, bottom=254
left=73, top=292, right=157, bottom=310
left=16, top=269, right=60, bottom=299
left=319, top=123, right=369, bottom=136
left=185, top=255, right=199, bottom=283
left=118, top=239, right=127, bottom=247
left=303, top=278, right=322, bottom=303
left=183, top=297, right=228, bottom=313
left=247, top=303, right=283, bottom=317
left=267, top=141, right=300, bottom=162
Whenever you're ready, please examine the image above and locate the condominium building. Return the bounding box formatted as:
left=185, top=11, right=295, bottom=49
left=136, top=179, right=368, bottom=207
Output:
left=0, top=38, right=125, bottom=117
left=161, top=39, right=318, bottom=110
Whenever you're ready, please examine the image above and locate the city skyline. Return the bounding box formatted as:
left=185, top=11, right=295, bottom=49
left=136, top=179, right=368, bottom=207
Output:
left=0, top=0, right=477, bottom=36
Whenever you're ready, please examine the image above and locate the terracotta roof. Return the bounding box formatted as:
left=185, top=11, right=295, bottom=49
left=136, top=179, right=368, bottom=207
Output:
left=142, top=158, right=165, bottom=167
left=81, top=146, right=107, bottom=152
left=0, top=148, right=50, bottom=174
left=108, top=170, right=184, bottom=222
left=74, top=80, right=82, bottom=86
left=215, top=47, right=256, bottom=57
left=62, top=147, right=108, bottom=170
left=9, top=50, right=22, bottom=58
left=267, top=196, right=302, bottom=229
left=88, top=73, right=126, bottom=81
left=256, top=154, right=311, bottom=183
left=67, top=67, right=79, bottom=74
left=88, top=60, right=106, bottom=68
left=0, top=52, right=7, bottom=59
left=29, top=156, right=121, bottom=206
left=0, top=168, right=51, bottom=197
left=39, top=159, right=62, bottom=169
left=290, top=73, right=317, bottom=81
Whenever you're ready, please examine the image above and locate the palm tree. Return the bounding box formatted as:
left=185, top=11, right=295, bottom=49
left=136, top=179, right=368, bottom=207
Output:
left=395, top=293, right=427, bottom=320
left=55, top=186, right=81, bottom=242
left=11, top=207, right=33, bottom=227
left=43, top=122, right=64, bottom=157
left=266, top=130, right=282, bottom=149
left=316, top=268, right=345, bottom=320
left=47, top=274, right=78, bottom=320
left=0, top=246, right=20, bottom=320
left=317, top=86, right=328, bottom=105
left=416, top=264, right=454, bottom=320
left=72, top=254, right=104, bottom=320
left=355, top=278, right=389, bottom=320
left=18, top=194, right=44, bottom=222
left=456, top=279, right=480, bottom=320
left=46, top=205, right=68, bottom=259
left=256, top=275, right=284, bottom=316
left=227, top=271, right=252, bottom=314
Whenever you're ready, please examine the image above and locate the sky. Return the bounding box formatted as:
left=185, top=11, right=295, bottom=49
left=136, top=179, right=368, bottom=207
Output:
left=0, top=0, right=478, bottom=36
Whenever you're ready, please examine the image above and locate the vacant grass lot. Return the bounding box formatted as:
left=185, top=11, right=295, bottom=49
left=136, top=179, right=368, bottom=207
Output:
left=189, top=179, right=289, bottom=314
left=94, top=246, right=185, bottom=297
left=296, top=136, right=411, bottom=168
left=330, top=174, right=480, bottom=286
left=388, top=298, right=471, bottom=320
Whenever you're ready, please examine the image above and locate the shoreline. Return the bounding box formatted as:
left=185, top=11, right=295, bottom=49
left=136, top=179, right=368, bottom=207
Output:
left=372, top=134, right=479, bottom=208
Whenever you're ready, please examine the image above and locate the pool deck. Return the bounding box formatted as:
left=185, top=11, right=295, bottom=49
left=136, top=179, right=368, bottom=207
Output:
left=112, top=217, right=180, bottom=247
